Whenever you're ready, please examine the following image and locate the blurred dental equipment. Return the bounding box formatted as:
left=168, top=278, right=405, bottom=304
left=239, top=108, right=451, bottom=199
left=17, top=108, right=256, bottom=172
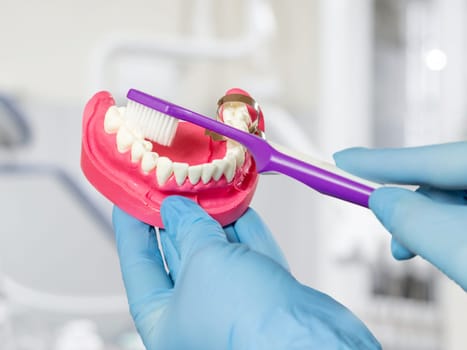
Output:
left=0, top=95, right=31, bottom=148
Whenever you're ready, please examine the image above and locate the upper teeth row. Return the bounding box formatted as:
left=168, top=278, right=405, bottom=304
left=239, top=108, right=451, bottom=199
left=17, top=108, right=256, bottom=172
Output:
left=103, top=105, right=248, bottom=186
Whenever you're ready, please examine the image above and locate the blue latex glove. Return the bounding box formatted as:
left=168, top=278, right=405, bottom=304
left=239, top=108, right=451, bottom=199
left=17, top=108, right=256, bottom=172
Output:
left=334, top=141, right=467, bottom=290
left=113, top=196, right=380, bottom=350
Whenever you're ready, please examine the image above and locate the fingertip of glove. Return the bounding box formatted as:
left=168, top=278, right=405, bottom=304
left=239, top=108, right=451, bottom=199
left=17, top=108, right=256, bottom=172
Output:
left=391, top=238, right=416, bottom=260
left=161, top=195, right=220, bottom=233
left=369, top=186, right=410, bottom=205
left=333, top=148, right=374, bottom=177
left=160, top=195, right=197, bottom=225
left=333, top=147, right=367, bottom=167
left=369, top=187, right=414, bottom=229
left=161, top=195, right=194, bottom=210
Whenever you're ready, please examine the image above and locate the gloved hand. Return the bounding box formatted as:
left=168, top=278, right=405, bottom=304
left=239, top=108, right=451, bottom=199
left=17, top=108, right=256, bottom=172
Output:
left=334, top=141, right=467, bottom=290
left=113, top=196, right=380, bottom=350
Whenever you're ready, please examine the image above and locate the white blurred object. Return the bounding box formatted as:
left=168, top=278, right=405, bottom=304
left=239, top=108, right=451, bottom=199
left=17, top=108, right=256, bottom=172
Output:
left=90, top=0, right=277, bottom=100
left=54, top=319, right=103, bottom=350
left=2, top=276, right=127, bottom=315
left=424, top=49, right=447, bottom=71
left=0, top=299, right=15, bottom=350
left=116, top=332, right=145, bottom=350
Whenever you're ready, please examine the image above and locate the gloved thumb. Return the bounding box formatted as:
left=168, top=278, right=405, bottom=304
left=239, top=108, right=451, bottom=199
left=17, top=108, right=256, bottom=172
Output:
left=161, top=196, right=228, bottom=261
left=369, top=187, right=467, bottom=286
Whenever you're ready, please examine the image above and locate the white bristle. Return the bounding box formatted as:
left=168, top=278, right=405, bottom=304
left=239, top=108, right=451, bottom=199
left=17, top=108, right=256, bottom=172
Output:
left=126, top=100, right=179, bottom=146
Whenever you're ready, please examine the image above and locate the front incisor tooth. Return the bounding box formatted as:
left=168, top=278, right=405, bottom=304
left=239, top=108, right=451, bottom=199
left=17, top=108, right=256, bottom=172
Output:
left=104, top=106, right=123, bottom=133
left=117, top=106, right=126, bottom=116
left=173, top=162, right=189, bottom=186
left=124, top=119, right=144, bottom=139
left=212, top=159, right=227, bottom=181
left=188, top=165, right=203, bottom=185
left=141, top=152, right=159, bottom=173
left=131, top=140, right=153, bottom=163
left=116, top=126, right=136, bottom=153
left=201, top=163, right=216, bottom=184
left=156, top=157, right=173, bottom=186
left=224, top=156, right=236, bottom=183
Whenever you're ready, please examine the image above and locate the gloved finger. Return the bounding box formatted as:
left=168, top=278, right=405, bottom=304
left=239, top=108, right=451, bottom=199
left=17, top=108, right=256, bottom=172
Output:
left=112, top=206, right=173, bottom=321
left=160, top=195, right=228, bottom=261
left=223, top=224, right=240, bottom=243
left=369, top=187, right=467, bottom=287
left=333, top=142, right=467, bottom=189
left=391, top=237, right=416, bottom=260
left=159, top=229, right=181, bottom=282
left=225, top=208, right=289, bottom=270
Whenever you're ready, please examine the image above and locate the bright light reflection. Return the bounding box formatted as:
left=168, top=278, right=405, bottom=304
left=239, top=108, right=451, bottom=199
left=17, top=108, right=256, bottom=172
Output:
left=425, top=49, right=447, bottom=71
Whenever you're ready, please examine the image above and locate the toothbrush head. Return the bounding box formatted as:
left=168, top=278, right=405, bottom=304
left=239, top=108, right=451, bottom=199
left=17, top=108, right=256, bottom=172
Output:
left=81, top=89, right=264, bottom=228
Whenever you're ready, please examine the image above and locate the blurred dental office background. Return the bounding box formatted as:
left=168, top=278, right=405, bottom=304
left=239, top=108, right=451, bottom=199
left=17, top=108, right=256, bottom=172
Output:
left=0, top=0, right=466, bottom=349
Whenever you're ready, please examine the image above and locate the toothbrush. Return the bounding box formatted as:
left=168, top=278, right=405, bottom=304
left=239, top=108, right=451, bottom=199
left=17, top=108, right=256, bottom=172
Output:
left=126, top=89, right=380, bottom=207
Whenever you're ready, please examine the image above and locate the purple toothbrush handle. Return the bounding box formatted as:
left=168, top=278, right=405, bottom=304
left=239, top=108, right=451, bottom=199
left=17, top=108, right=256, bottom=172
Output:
left=261, top=147, right=375, bottom=207
left=127, top=89, right=375, bottom=206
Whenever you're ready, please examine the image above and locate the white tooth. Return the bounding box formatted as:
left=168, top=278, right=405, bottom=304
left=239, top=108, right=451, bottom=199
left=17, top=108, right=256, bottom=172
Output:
left=156, top=157, right=173, bottom=186
left=104, top=106, right=123, bottom=133
left=173, top=162, right=189, bottom=186
left=232, top=120, right=249, bottom=132
left=234, top=105, right=251, bottom=124
left=226, top=139, right=240, bottom=149
left=235, top=149, right=246, bottom=168
left=212, top=159, right=227, bottom=181
left=131, top=140, right=153, bottom=163
left=141, top=152, right=159, bottom=173
left=227, top=143, right=245, bottom=168
left=188, top=164, right=203, bottom=185
left=221, top=108, right=235, bottom=124
left=201, top=163, right=216, bottom=184
left=224, top=156, right=236, bottom=183
left=124, top=120, right=144, bottom=140
left=116, top=126, right=136, bottom=153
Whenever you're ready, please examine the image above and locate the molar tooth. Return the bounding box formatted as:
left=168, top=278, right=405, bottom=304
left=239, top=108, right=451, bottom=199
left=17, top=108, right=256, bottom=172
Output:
left=156, top=157, right=173, bottom=186
left=212, top=159, right=227, bottom=181
left=222, top=108, right=235, bottom=123
left=224, top=156, right=236, bottom=183
left=173, top=162, right=189, bottom=186
left=131, top=140, right=153, bottom=163
left=116, top=126, right=136, bottom=153
left=232, top=120, right=249, bottom=132
left=104, top=106, right=123, bottom=133
left=188, top=165, right=203, bottom=185
left=141, top=152, right=159, bottom=173
left=201, top=163, right=216, bottom=184
left=234, top=105, right=251, bottom=124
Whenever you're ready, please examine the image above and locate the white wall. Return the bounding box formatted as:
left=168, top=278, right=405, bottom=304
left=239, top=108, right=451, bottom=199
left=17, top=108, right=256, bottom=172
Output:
left=0, top=0, right=320, bottom=118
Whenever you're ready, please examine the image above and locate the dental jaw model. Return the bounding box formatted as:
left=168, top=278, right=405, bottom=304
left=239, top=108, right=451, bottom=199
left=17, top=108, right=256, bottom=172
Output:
left=81, top=88, right=264, bottom=228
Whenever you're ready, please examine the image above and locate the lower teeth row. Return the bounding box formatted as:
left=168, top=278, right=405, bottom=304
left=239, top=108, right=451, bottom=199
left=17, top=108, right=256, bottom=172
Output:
left=104, top=106, right=247, bottom=186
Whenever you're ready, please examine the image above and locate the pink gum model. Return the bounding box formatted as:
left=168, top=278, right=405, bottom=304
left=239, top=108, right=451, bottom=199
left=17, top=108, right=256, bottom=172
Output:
left=81, top=91, right=260, bottom=228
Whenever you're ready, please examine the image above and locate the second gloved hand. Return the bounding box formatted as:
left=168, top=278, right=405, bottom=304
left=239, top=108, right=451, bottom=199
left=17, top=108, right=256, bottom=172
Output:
left=113, top=196, right=380, bottom=350
left=334, top=141, right=467, bottom=290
